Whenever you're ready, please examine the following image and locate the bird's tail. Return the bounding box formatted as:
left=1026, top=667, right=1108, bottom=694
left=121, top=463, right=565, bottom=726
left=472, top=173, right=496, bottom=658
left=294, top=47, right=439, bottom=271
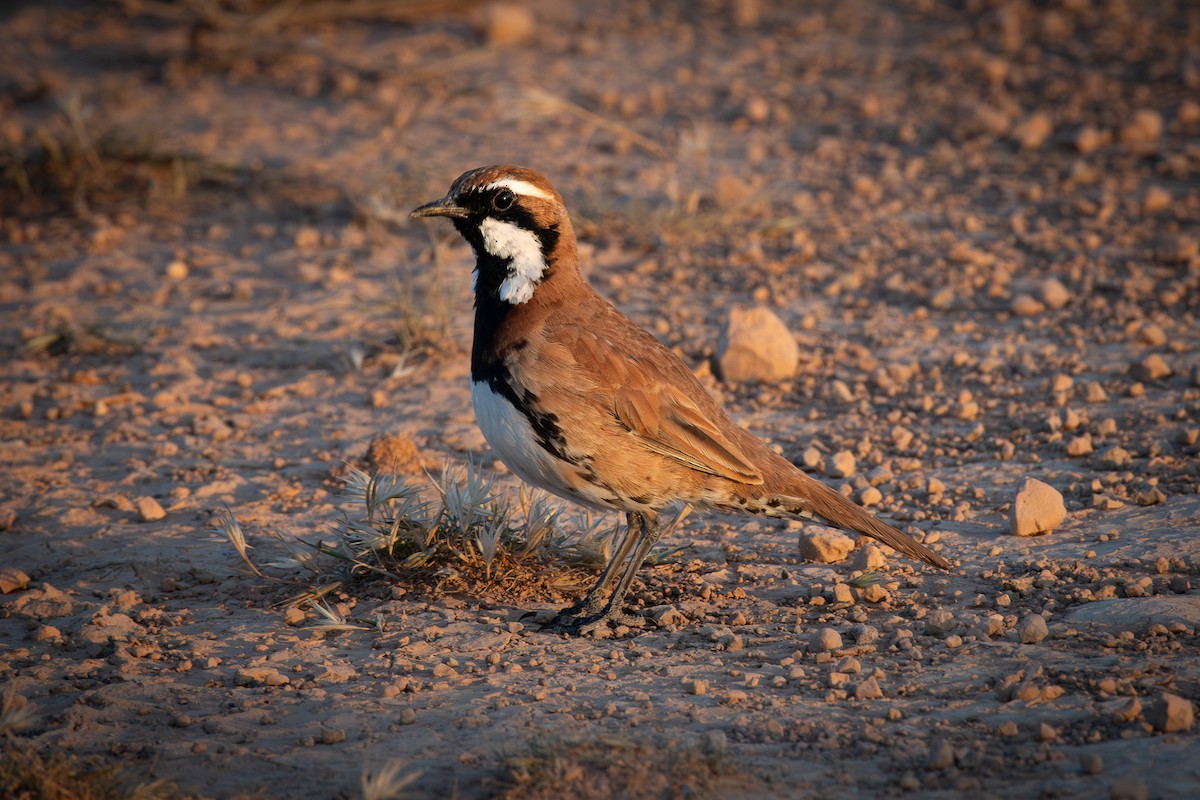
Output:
left=755, top=472, right=951, bottom=570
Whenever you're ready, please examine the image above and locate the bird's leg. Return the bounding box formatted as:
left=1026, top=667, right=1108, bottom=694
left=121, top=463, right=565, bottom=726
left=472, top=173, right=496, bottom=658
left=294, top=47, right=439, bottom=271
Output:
left=554, top=512, right=661, bottom=635
left=557, top=512, right=642, bottom=619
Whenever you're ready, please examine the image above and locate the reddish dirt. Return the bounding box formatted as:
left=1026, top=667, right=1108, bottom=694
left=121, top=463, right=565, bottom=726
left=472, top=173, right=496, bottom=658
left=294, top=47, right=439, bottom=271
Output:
left=2, top=1, right=1199, bottom=798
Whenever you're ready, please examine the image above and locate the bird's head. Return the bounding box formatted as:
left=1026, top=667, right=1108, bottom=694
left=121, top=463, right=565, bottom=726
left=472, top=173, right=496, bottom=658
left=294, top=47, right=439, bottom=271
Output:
left=411, top=165, right=577, bottom=306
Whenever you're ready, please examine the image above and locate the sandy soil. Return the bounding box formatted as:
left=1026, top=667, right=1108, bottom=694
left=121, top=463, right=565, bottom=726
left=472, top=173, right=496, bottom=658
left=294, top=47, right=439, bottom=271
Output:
left=2, top=0, right=1199, bottom=797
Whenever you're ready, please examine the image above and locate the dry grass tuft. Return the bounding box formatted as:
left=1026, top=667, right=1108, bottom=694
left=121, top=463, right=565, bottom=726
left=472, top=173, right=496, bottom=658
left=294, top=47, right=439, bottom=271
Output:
left=498, top=734, right=739, bottom=800
left=216, top=460, right=683, bottom=610
left=0, top=741, right=176, bottom=800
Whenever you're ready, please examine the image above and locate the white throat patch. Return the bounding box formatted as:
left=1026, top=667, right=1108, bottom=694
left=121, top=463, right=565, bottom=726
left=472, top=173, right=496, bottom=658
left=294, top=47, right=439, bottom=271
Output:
left=478, top=217, right=547, bottom=304
left=483, top=178, right=554, bottom=201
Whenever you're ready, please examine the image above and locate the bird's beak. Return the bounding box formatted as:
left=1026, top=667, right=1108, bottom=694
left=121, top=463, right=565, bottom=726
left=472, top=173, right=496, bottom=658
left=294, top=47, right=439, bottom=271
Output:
left=410, top=195, right=469, bottom=220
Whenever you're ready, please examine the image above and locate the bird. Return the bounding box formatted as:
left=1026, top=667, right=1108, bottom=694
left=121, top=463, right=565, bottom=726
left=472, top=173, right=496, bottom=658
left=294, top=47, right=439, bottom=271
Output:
left=411, top=165, right=951, bottom=635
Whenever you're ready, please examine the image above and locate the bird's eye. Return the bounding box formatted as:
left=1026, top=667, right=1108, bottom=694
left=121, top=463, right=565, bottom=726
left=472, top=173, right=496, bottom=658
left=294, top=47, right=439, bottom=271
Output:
left=492, top=188, right=515, bottom=211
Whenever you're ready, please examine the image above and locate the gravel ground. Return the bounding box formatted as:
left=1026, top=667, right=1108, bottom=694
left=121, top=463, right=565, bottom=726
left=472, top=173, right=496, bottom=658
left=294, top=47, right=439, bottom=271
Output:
left=2, top=1, right=1199, bottom=798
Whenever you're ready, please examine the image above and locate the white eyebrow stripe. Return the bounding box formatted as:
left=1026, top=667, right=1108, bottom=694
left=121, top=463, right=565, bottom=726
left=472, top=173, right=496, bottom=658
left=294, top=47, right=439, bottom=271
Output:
left=483, top=178, right=554, bottom=201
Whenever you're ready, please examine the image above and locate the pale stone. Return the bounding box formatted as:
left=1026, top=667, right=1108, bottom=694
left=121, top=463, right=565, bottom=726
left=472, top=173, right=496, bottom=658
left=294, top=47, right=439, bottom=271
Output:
left=136, top=497, right=166, bottom=523
left=1018, top=613, right=1049, bottom=643
left=852, top=544, right=888, bottom=571
left=1147, top=692, right=1194, bottom=733
left=826, top=450, right=856, bottom=478
left=1013, top=111, right=1053, bottom=149
left=716, top=306, right=800, bottom=383
left=809, top=627, right=843, bottom=652
left=482, top=2, right=536, bottom=45
left=799, top=529, right=856, bottom=563
left=1010, top=478, right=1066, bottom=536
left=1041, top=278, right=1070, bottom=309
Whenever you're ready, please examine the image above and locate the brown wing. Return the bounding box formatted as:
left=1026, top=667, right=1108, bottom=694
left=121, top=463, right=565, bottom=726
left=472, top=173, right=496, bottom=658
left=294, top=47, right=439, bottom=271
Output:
left=563, top=312, right=765, bottom=486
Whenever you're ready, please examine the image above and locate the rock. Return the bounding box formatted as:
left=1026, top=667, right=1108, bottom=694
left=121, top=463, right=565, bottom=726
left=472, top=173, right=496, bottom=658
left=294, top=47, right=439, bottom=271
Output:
left=1018, top=613, right=1049, bottom=643
left=924, top=610, right=957, bottom=638
left=32, top=624, right=61, bottom=641
left=851, top=545, right=887, bottom=571
left=1180, top=99, right=1200, bottom=125
left=1041, top=278, right=1070, bottom=309
left=826, top=450, right=856, bottom=479
left=1081, top=753, right=1104, bottom=775
left=809, top=627, right=843, bottom=652
left=1010, top=478, right=1066, bottom=536
left=1133, top=322, right=1167, bottom=346
left=650, top=605, right=687, bottom=628
left=831, top=583, right=855, bottom=604
left=136, top=497, right=166, bottom=523
left=1129, top=354, right=1172, bottom=382
left=365, top=433, right=424, bottom=474
left=1146, top=692, right=1194, bottom=733
left=294, top=227, right=321, bottom=249
left=1011, top=293, right=1045, bottom=316
left=1097, top=447, right=1132, bottom=468
left=850, top=624, right=879, bottom=645
left=858, top=486, right=882, bottom=506
left=836, top=656, right=861, bottom=674
left=234, top=667, right=290, bottom=687
left=482, top=1, right=536, bottom=45
left=1119, top=108, right=1163, bottom=144
left=1142, top=186, right=1172, bottom=214
left=79, top=611, right=145, bottom=645
left=854, top=676, right=884, bottom=700
left=1082, top=381, right=1109, bottom=403
left=165, top=259, right=189, bottom=280
left=1105, top=696, right=1142, bottom=722
left=1157, top=235, right=1198, bottom=265
left=1074, top=125, right=1107, bottom=153
left=0, top=567, right=30, bottom=594
left=320, top=727, right=347, bottom=745
left=799, top=529, right=855, bottom=563
left=1134, top=485, right=1166, bottom=506
left=862, top=584, right=890, bottom=603
left=1066, top=434, right=1093, bottom=456
left=1013, top=111, right=1053, bottom=149
left=716, top=306, right=800, bottom=383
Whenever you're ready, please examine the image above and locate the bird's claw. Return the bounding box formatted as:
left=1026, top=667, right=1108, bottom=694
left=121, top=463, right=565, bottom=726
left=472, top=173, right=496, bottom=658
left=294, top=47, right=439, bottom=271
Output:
left=542, top=607, right=648, bottom=636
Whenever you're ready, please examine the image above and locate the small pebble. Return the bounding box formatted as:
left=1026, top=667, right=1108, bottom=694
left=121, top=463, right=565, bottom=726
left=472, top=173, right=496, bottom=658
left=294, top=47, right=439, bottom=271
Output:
left=1146, top=692, right=1194, bottom=733
left=1041, top=278, right=1070, bottom=309
left=855, top=676, right=884, bottom=700
left=810, top=627, right=843, bottom=652
left=1129, top=354, right=1172, bottom=382
left=136, top=497, right=166, bottom=523
left=1010, top=478, right=1066, bottom=536
left=1018, top=613, right=1048, bottom=644
left=826, top=450, right=856, bottom=479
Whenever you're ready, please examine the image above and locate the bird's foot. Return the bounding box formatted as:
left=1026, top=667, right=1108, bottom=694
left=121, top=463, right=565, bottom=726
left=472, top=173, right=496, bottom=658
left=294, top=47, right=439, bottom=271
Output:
left=542, top=607, right=647, bottom=636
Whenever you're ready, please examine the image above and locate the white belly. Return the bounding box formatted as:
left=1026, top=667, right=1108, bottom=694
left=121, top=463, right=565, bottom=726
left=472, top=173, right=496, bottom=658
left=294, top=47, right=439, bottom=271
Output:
left=471, top=380, right=579, bottom=500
